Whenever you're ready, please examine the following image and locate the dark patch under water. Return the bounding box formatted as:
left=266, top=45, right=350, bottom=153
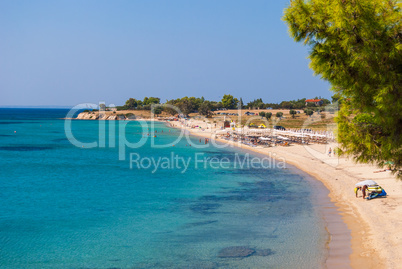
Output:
left=189, top=203, right=221, bottom=215
left=0, top=146, right=54, bottom=151
left=183, top=220, right=218, bottom=228
left=52, top=138, right=69, bottom=142
left=133, top=261, right=222, bottom=269
left=0, top=121, right=27, bottom=124
left=198, top=180, right=284, bottom=203
left=217, top=246, right=274, bottom=258
left=218, top=246, right=255, bottom=258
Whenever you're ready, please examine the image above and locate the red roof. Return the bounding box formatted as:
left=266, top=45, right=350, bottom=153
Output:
left=305, top=99, right=322, bottom=102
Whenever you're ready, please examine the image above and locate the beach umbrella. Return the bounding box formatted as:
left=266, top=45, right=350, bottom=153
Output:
left=355, top=180, right=378, bottom=187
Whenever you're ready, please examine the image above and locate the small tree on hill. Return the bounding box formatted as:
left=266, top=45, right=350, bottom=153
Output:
left=276, top=112, right=283, bottom=118
left=289, top=109, right=297, bottom=118
left=164, top=100, right=179, bottom=116
left=304, top=109, right=314, bottom=117
left=199, top=102, right=212, bottom=117
left=221, top=94, right=238, bottom=109
left=152, top=106, right=162, bottom=115
left=265, top=112, right=272, bottom=120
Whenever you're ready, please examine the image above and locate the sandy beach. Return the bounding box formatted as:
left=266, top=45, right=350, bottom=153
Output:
left=167, top=119, right=402, bottom=268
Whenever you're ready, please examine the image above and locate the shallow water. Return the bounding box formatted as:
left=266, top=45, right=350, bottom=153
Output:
left=0, top=108, right=328, bottom=268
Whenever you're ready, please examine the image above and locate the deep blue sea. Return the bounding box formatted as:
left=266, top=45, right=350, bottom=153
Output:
left=0, top=108, right=329, bottom=268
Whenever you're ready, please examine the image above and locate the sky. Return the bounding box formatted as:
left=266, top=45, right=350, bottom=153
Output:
left=0, top=0, right=331, bottom=107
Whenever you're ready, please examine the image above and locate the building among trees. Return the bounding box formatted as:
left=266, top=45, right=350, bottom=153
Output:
left=305, top=99, right=323, bottom=106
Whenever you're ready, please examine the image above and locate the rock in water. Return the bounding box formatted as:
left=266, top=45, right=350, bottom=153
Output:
left=218, top=246, right=255, bottom=258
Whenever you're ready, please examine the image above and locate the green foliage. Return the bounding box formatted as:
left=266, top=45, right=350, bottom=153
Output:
left=199, top=101, right=212, bottom=116
left=304, top=109, right=314, bottom=116
left=259, top=111, right=266, bottom=117
left=306, top=102, right=316, bottom=108
left=265, top=112, right=272, bottom=120
left=280, top=101, right=293, bottom=109
left=265, top=103, right=280, bottom=109
left=276, top=112, right=283, bottom=118
left=277, top=98, right=307, bottom=109
left=284, top=0, right=402, bottom=176
left=321, top=98, right=331, bottom=105
left=164, top=100, right=179, bottom=116
left=163, top=97, right=206, bottom=116
left=239, top=98, right=244, bottom=109
left=143, top=97, right=160, bottom=106
left=247, top=98, right=264, bottom=109
left=124, top=113, right=136, bottom=119
left=331, top=93, right=342, bottom=104
left=221, top=94, right=239, bottom=109
left=124, top=98, right=142, bottom=109
left=152, top=106, right=163, bottom=115
left=209, top=101, right=222, bottom=111
left=289, top=109, right=297, bottom=118
left=176, top=97, right=194, bottom=116
left=123, top=97, right=160, bottom=110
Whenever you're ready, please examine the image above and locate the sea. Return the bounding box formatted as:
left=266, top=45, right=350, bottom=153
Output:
left=0, top=108, right=330, bottom=268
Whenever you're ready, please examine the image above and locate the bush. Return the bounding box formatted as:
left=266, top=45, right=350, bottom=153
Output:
left=265, top=112, right=272, bottom=119
left=304, top=109, right=314, bottom=116
left=152, top=106, right=163, bottom=115
left=276, top=112, right=283, bottom=118
left=259, top=111, right=266, bottom=117
left=116, top=106, right=126, bottom=111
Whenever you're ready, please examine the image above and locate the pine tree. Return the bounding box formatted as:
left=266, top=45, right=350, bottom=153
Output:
left=284, top=0, right=402, bottom=177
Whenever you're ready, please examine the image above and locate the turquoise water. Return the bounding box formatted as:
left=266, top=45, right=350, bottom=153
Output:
left=0, top=109, right=328, bottom=268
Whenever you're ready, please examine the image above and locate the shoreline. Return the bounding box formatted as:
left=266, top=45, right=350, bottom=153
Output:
left=165, top=120, right=399, bottom=268
left=170, top=122, right=352, bottom=268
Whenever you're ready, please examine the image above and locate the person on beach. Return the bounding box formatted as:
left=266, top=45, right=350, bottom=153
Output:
left=355, top=186, right=362, bottom=198
left=355, top=185, right=386, bottom=199
left=328, top=147, right=332, bottom=157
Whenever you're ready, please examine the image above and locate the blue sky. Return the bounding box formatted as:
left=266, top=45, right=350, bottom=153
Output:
left=0, top=0, right=331, bottom=107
